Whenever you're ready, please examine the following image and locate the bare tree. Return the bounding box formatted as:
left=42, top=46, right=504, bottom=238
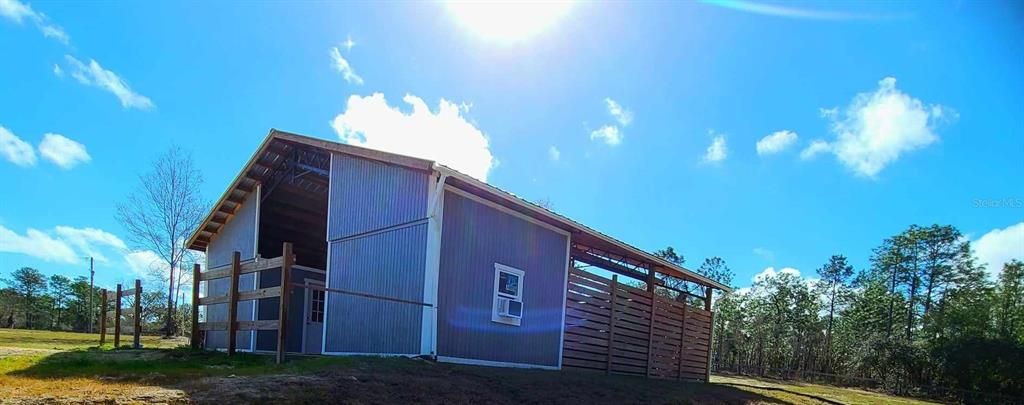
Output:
left=116, top=146, right=205, bottom=336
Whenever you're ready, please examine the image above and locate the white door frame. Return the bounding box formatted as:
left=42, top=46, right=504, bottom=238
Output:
left=301, top=278, right=326, bottom=354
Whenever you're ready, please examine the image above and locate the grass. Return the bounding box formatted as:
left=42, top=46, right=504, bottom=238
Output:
left=0, top=329, right=939, bottom=404
left=0, top=328, right=186, bottom=350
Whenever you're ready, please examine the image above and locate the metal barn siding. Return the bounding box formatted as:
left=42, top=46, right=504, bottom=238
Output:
left=204, top=195, right=258, bottom=351
left=324, top=152, right=430, bottom=355
left=325, top=225, right=427, bottom=354
left=254, top=268, right=325, bottom=352
left=437, top=190, right=569, bottom=367
left=327, top=153, right=429, bottom=240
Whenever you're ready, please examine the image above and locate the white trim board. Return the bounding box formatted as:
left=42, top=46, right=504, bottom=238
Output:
left=321, top=152, right=335, bottom=355
left=421, top=172, right=446, bottom=356
left=436, top=356, right=559, bottom=371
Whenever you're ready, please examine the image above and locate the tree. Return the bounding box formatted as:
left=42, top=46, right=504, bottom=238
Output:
left=816, top=254, right=853, bottom=371
left=995, top=260, right=1024, bottom=342
left=3, top=268, right=48, bottom=329
left=48, top=274, right=73, bottom=330
left=115, top=146, right=205, bottom=336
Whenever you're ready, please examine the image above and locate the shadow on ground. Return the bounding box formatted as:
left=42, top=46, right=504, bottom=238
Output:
left=7, top=349, right=789, bottom=404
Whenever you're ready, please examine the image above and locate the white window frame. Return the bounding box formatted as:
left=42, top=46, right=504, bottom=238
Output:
left=492, top=263, right=524, bottom=326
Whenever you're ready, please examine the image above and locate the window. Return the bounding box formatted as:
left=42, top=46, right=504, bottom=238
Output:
left=492, top=263, right=524, bottom=326
left=309, top=288, right=325, bottom=323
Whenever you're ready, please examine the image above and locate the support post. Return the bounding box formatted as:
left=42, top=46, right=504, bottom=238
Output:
left=133, top=279, right=142, bottom=349
left=191, top=264, right=201, bottom=350
left=704, top=286, right=713, bottom=382
left=646, top=289, right=657, bottom=378
left=605, top=275, right=618, bottom=374
left=646, top=265, right=657, bottom=293
left=99, top=289, right=107, bottom=346
left=677, top=299, right=689, bottom=380
left=276, top=242, right=293, bottom=364
left=227, top=251, right=241, bottom=356
left=114, top=284, right=122, bottom=348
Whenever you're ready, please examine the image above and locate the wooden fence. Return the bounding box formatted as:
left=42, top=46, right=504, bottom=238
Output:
left=562, top=267, right=714, bottom=381
left=99, top=279, right=142, bottom=348
left=191, top=242, right=294, bottom=364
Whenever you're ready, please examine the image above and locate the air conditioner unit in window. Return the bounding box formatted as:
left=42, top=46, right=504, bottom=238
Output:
left=497, top=297, right=523, bottom=319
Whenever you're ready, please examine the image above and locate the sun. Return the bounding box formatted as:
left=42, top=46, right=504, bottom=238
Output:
left=445, top=0, right=575, bottom=44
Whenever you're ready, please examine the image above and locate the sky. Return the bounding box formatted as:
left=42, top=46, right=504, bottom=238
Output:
left=1, top=0, right=1022, bottom=294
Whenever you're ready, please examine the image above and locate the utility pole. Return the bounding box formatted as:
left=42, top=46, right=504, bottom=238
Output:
left=88, top=257, right=95, bottom=333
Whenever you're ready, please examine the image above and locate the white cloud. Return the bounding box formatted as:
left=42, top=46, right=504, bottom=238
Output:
left=38, top=133, right=90, bottom=169
left=342, top=35, right=356, bottom=52
left=756, top=130, right=798, bottom=155
left=331, top=93, right=495, bottom=181
left=0, top=126, right=37, bottom=167
left=0, top=0, right=69, bottom=44
left=0, top=225, right=79, bottom=263
left=54, top=226, right=126, bottom=263
left=799, top=139, right=831, bottom=160
left=590, top=125, right=621, bottom=146
left=64, top=55, right=154, bottom=110
left=821, top=77, right=950, bottom=177
left=38, top=22, right=67, bottom=44
left=548, top=145, right=560, bottom=161
left=124, top=250, right=167, bottom=278
left=703, top=134, right=728, bottom=163
left=753, top=266, right=801, bottom=283
left=329, top=47, right=363, bottom=85
left=605, top=98, right=633, bottom=127
left=53, top=63, right=63, bottom=77
left=703, top=0, right=906, bottom=21
left=973, top=222, right=1024, bottom=277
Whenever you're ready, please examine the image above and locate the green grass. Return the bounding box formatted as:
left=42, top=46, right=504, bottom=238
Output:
left=0, top=328, right=186, bottom=350
left=0, top=329, right=939, bottom=404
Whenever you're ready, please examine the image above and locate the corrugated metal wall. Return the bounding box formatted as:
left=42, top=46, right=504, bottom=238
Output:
left=204, top=193, right=258, bottom=351
left=324, top=152, right=429, bottom=355
left=254, top=268, right=325, bottom=353
left=437, top=190, right=569, bottom=367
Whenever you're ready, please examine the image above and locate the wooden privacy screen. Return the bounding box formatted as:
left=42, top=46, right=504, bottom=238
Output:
left=192, top=242, right=294, bottom=364
left=562, top=268, right=713, bottom=381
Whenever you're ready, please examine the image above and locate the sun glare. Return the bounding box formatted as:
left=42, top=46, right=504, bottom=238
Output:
left=445, top=1, right=575, bottom=44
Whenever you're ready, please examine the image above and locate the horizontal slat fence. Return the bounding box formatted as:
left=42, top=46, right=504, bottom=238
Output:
left=191, top=242, right=294, bottom=364
left=562, top=267, right=713, bottom=381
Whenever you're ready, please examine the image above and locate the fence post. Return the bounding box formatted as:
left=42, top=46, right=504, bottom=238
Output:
left=191, top=263, right=201, bottom=350
left=677, top=299, right=688, bottom=380
left=646, top=290, right=657, bottom=378
left=99, top=289, right=107, bottom=346
left=227, top=251, right=241, bottom=356
left=277, top=242, right=293, bottom=364
left=114, top=284, right=122, bottom=348
left=605, top=275, right=618, bottom=374
left=705, top=286, right=713, bottom=383
left=133, top=279, right=142, bottom=349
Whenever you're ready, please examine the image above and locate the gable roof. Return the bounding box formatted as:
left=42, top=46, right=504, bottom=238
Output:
left=186, top=129, right=730, bottom=292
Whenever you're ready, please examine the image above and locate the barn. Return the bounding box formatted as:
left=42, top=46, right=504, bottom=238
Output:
left=186, top=129, right=729, bottom=380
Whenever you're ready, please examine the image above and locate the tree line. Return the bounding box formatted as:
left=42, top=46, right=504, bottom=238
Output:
left=0, top=267, right=193, bottom=336
left=658, top=224, right=1022, bottom=402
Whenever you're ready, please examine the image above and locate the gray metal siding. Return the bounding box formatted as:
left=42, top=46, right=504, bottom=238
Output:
left=437, top=190, right=568, bottom=367
left=322, top=152, right=430, bottom=354
left=204, top=195, right=258, bottom=351
left=327, top=152, right=428, bottom=240
left=324, top=225, right=426, bottom=354
left=255, top=268, right=325, bottom=352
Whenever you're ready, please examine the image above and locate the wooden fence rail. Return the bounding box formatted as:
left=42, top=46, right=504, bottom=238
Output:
left=562, top=267, right=713, bottom=381
left=191, top=242, right=293, bottom=364
left=98, top=279, right=142, bottom=348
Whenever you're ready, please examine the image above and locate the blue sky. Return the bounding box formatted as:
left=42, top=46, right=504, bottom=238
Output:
left=1, top=0, right=1022, bottom=292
